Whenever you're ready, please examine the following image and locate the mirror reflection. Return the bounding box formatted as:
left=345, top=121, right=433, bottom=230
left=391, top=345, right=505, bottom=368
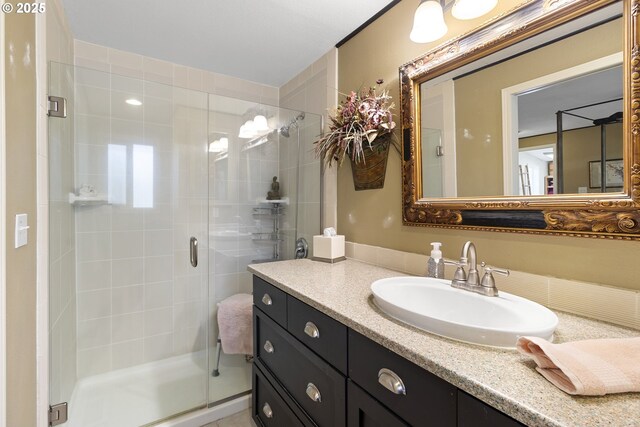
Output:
left=419, top=5, right=623, bottom=198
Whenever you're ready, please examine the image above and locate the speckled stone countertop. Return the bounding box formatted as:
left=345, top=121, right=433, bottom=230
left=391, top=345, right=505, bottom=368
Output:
left=248, top=259, right=640, bottom=427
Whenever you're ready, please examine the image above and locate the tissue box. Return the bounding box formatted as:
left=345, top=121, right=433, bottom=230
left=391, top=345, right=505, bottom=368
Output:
left=312, top=235, right=346, bottom=263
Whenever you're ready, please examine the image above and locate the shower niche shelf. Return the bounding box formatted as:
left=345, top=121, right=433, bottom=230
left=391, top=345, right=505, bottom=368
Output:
left=251, top=232, right=283, bottom=243
left=68, top=192, right=109, bottom=206
left=255, top=197, right=289, bottom=205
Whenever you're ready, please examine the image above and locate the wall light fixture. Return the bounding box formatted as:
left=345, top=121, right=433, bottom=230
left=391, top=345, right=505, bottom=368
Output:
left=410, top=0, right=498, bottom=43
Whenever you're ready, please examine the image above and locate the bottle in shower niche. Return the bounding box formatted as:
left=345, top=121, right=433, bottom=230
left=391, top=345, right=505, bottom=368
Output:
left=427, top=242, right=445, bottom=278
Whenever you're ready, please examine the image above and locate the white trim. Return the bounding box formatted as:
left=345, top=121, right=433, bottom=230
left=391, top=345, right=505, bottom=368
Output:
left=0, top=11, right=7, bottom=427
left=34, top=11, right=48, bottom=427
left=501, top=52, right=623, bottom=195
left=154, top=395, right=250, bottom=427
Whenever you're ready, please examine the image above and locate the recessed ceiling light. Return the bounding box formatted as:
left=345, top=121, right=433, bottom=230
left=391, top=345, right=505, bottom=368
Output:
left=126, top=99, right=142, bottom=106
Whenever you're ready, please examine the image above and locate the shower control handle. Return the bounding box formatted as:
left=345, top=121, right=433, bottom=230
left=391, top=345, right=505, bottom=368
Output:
left=262, top=402, right=273, bottom=419
left=263, top=340, right=274, bottom=354
left=189, top=237, right=198, bottom=268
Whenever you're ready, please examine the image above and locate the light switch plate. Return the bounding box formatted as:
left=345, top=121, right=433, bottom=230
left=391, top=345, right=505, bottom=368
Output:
left=15, top=213, right=29, bottom=248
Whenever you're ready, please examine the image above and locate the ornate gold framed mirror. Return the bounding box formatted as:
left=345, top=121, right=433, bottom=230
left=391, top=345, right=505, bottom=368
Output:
left=399, top=0, right=640, bottom=239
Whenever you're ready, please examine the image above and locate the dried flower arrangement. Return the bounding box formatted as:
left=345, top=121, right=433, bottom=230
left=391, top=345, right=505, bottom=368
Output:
left=315, top=79, right=398, bottom=167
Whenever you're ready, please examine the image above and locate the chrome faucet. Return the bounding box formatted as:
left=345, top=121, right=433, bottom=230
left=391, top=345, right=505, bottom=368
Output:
left=448, top=241, right=509, bottom=297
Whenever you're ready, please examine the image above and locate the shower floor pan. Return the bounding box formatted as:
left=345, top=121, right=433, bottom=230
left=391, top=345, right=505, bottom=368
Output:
left=66, top=351, right=251, bottom=427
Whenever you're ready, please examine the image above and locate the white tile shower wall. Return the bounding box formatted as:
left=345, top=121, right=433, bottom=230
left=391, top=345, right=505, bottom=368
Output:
left=74, top=40, right=279, bottom=105
left=279, top=48, right=338, bottom=254
left=73, top=66, right=211, bottom=378
left=345, top=241, right=640, bottom=330
left=72, top=39, right=275, bottom=378
left=47, top=0, right=77, bottom=405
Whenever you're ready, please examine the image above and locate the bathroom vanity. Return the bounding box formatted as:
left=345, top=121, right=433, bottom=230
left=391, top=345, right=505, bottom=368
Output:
left=249, top=259, right=640, bottom=427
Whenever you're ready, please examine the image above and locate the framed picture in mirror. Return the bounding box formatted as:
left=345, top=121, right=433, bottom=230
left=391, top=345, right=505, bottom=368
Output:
left=589, top=159, right=623, bottom=188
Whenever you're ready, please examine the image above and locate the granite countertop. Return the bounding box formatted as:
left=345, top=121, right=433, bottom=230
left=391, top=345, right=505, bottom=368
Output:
left=248, top=258, right=640, bottom=427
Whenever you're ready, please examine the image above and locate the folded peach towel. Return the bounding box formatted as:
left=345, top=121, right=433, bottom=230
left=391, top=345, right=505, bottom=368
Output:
left=516, top=336, right=640, bottom=395
left=217, top=293, right=253, bottom=355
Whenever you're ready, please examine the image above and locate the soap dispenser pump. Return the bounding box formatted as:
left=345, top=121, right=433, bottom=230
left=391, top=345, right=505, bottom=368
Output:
left=427, top=242, right=445, bottom=278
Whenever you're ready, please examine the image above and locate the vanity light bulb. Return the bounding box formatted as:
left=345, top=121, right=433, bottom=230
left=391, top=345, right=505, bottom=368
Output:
left=238, top=120, right=257, bottom=139
left=209, top=137, right=229, bottom=153
left=253, top=115, right=269, bottom=132
left=410, top=0, right=448, bottom=43
left=451, top=0, right=498, bottom=20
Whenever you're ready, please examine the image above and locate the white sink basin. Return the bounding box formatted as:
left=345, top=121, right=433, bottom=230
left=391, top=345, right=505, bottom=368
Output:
left=371, top=277, right=558, bottom=349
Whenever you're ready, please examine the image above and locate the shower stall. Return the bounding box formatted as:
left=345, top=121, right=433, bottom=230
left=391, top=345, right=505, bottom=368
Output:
left=48, top=62, right=322, bottom=426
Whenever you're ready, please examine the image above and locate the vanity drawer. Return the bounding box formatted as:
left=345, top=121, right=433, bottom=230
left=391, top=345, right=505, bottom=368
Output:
left=255, top=308, right=346, bottom=427
left=287, top=295, right=348, bottom=375
left=458, top=391, right=524, bottom=427
left=253, top=276, right=287, bottom=328
left=347, top=380, right=409, bottom=427
left=348, top=329, right=456, bottom=427
left=253, top=364, right=304, bottom=427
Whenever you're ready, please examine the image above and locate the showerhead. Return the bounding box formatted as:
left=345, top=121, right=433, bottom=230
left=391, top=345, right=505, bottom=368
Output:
left=278, top=112, right=305, bottom=138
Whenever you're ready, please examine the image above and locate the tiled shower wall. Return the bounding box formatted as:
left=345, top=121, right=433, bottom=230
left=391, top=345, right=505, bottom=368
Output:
left=47, top=0, right=77, bottom=405
left=280, top=48, right=339, bottom=249
left=71, top=41, right=277, bottom=377
left=71, top=68, right=210, bottom=377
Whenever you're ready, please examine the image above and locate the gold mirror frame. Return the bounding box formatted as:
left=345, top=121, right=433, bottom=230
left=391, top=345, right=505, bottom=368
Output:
left=399, top=0, right=640, bottom=239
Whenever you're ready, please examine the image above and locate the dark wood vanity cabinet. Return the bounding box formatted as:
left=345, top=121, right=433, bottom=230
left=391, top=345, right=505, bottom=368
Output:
left=251, top=275, right=524, bottom=427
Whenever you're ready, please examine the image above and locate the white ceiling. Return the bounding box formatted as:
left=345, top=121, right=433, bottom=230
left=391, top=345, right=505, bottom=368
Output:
left=518, top=66, right=623, bottom=138
left=60, top=0, right=395, bottom=87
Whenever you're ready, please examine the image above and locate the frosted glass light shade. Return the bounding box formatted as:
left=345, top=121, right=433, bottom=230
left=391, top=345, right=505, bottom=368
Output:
left=209, top=137, right=229, bottom=153
left=451, top=0, right=497, bottom=20
left=410, top=1, right=448, bottom=43
left=253, top=115, right=269, bottom=132
left=238, top=120, right=256, bottom=138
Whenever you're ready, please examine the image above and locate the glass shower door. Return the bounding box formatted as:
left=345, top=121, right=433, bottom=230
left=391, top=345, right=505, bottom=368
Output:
left=49, top=62, right=210, bottom=427
left=206, top=97, right=322, bottom=406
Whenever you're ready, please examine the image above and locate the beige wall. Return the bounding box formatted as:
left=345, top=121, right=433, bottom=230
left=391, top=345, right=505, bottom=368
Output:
left=520, top=123, right=623, bottom=193
left=337, top=0, right=640, bottom=291
left=454, top=18, right=622, bottom=196
left=5, top=12, right=37, bottom=427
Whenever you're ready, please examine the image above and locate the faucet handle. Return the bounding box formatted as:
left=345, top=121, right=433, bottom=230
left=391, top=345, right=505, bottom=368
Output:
left=480, top=262, right=509, bottom=290
left=444, top=259, right=466, bottom=281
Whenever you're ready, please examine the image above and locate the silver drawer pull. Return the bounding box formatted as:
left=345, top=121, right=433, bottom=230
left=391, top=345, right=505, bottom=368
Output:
left=262, top=293, right=273, bottom=306
left=262, top=402, right=273, bottom=418
left=378, top=368, right=406, bottom=395
left=304, top=321, right=320, bottom=339
left=263, top=340, right=274, bottom=354
left=306, top=383, right=322, bottom=403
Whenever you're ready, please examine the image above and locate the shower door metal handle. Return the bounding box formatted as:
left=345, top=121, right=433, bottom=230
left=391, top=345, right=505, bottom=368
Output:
left=190, top=237, right=198, bottom=267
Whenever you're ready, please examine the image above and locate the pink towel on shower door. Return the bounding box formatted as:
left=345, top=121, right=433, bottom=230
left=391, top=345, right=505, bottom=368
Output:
left=217, top=293, right=253, bottom=355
